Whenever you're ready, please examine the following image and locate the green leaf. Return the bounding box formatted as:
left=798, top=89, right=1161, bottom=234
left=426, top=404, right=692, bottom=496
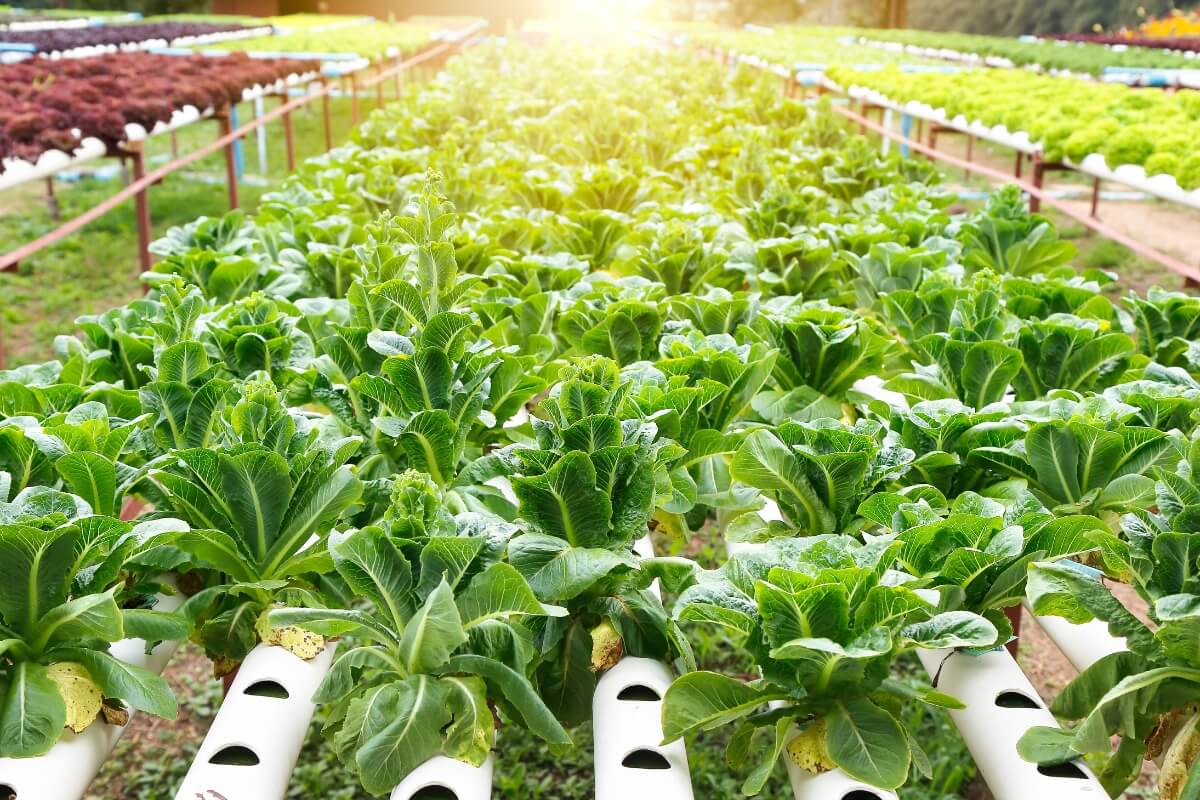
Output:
left=1027, top=422, right=1081, bottom=506
left=218, top=448, right=291, bottom=563
left=825, top=697, right=909, bottom=789
left=508, top=533, right=637, bottom=602
left=442, top=654, right=570, bottom=746
left=513, top=451, right=612, bottom=548
left=121, top=609, right=191, bottom=645
left=961, top=342, right=1022, bottom=409
left=57, top=648, right=177, bottom=719
left=0, top=525, right=76, bottom=634
left=661, top=672, right=782, bottom=742
left=456, top=562, right=561, bottom=628
left=354, top=675, right=451, bottom=795
left=0, top=662, right=66, bottom=757
left=441, top=675, right=494, bottom=766
left=32, top=588, right=123, bottom=653
left=731, top=429, right=833, bottom=534
left=329, top=528, right=413, bottom=633
left=899, top=611, right=998, bottom=650
left=397, top=580, right=467, bottom=675
left=55, top=452, right=117, bottom=517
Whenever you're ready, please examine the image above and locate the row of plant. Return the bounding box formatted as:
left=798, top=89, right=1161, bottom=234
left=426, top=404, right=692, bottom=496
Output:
left=855, top=27, right=1200, bottom=73
left=0, top=20, right=266, bottom=54
left=826, top=64, right=1200, bottom=188
left=670, top=23, right=932, bottom=67
left=0, top=51, right=319, bottom=163
left=1051, top=31, right=1200, bottom=53
left=3, top=42, right=1200, bottom=800
left=206, top=19, right=448, bottom=60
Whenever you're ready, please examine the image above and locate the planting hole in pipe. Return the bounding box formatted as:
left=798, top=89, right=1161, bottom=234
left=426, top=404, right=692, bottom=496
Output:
left=410, top=786, right=459, bottom=800
left=842, top=792, right=887, bottom=800
left=1037, top=762, right=1089, bottom=780
left=244, top=679, right=290, bottom=699
left=621, top=749, right=672, bottom=770
left=208, top=745, right=261, bottom=766
left=616, top=683, right=661, bottom=701
left=994, top=690, right=1041, bottom=709
left=0, top=784, right=14, bottom=800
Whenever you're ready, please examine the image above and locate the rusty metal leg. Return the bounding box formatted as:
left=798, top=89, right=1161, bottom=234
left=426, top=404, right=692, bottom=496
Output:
left=1004, top=606, right=1021, bottom=656
left=129, top=145, right=152, bottom=277
left=170, top=130, right=178, bottom=159
left=45, top=177, right=60, bottom=221
left=857, top=99, right=866, bottom=134
left=1015, top=150, right=1023, bottom=180
left=1030, top=156, right=1044, bottom=214
left=965, top=134, right=974, bottom=179
left=394, top=54, right=402, bottom=98
left=1090, top=176, right=1102, bottom=219
left=350, top=71, right=360, bottom=126
left=218, top=110, right=239, bottom=210
left=282, top=103, right=295, bottom=172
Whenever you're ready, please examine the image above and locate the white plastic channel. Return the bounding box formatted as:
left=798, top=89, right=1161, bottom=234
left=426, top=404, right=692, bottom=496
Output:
left=390, top=755, right=494, bottom=800
left=593, top=536, right=693, bottom=800
left=172, top=642, right=335, bottom=800
left=0, top=591, right=184, bottom=800
left=1022, top=601, right=1126, bottom=674
left=783, top=760, right=897, bottom=800
left=914, top=647, right=1107, bottom=800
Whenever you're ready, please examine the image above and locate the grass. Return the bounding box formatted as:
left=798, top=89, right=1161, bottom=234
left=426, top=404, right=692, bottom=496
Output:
left=0, top=90, right=373, bottom=366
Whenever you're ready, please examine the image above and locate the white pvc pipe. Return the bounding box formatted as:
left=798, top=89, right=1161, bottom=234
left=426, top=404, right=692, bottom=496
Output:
left=172, top=642, right=335, bottom=800
left=783, top=758, right=897, bottom=800
left=593, top=656, right=693, bottom=800
left=914, top=648, right=1107, bottom=800
left=390, top=755, right=493, bottom=800
left=590, top=533, right=693, bottom=799
left=0, top=592, right=184, bottom=800
left=1022, top=602, right=1126, bottom=673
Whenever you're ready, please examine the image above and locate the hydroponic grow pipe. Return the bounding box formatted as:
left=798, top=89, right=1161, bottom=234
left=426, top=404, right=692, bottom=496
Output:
left=594, top=536, right=693, bottom=800
left=0, top=591, right=184, bottom=800
left=913, top=647, right=1108, bottom=799
left=1026, top=609, right=1126, bottom=674
left=172, top=642, right=336, bottom=800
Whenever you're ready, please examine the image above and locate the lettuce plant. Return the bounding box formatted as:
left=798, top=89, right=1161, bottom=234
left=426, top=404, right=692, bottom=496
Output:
left=661, top=536, right=996, bottom=793
left=743, top=301, right=894, bottom=424
left=1127, top=289, right=1200, bottom=376
left=140, top=389, right=363, bottom=670
left=268, top=523, right=569, bottom=794
left=885, top=399, right=1023, bottom=496
left=1018, top=441, right=1200, bottom=796
left=626, top=331, right=777, bottom=529
left=1013, top=314, right=1137, bottom=400
left=501, top=357, right=686, bottom=724
left=730, top=419, right=913, bottom=536
left=861, top=488, right=1104, bottom=644
left=970, top=403, right=1179, bottom=518
left=0, top=510, right=187, bottom=757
